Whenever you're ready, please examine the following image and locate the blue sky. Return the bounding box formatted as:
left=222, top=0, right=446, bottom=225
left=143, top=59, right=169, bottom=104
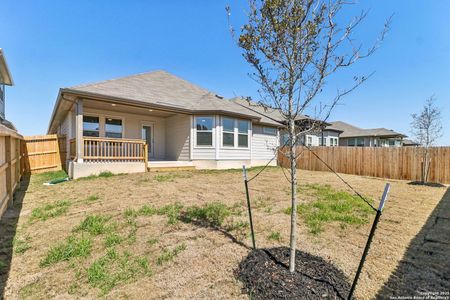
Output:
left=1, top=1, right=449, bottom=144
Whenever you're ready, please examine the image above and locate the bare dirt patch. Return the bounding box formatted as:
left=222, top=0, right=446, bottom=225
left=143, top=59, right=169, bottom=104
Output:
left=0, top=168, right=448, bottom=299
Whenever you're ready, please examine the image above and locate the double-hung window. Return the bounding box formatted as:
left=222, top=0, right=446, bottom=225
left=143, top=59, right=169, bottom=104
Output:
left=195, top=116, right=213, bottom=146
left=307, top=136, right=313, bottom=146
left=348, top=138, right=356, bottom=147
left=237, top=120, right=249, bottom=148
left=263, top=127, right=277, bottom=136
left=105, top=118, right=123, bottom=138
left=83, top=116, right=100, bottom=137
left=222, top=118, right=235, bottom=147
left=356, top=138, right=365, bottom=147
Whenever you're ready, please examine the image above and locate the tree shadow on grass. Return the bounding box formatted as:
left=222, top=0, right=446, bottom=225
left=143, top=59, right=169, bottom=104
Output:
left=0, top=176, right=30, bottom=298
left=376, top=187, right=450, bottom=299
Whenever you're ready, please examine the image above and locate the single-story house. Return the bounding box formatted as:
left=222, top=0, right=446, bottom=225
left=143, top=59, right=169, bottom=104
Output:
left=47, top=71, right=283, bottom=179
left=327, top=121, right=406, bottom=147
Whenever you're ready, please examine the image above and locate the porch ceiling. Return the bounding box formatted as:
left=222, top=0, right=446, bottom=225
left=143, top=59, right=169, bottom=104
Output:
left=83, top=99, right=179, bottom=118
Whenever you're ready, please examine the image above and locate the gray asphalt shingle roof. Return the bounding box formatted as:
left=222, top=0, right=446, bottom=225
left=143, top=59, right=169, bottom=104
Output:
left=329, top=121, right=406, bottom=138
left=64, top=70, right=281, bottom=124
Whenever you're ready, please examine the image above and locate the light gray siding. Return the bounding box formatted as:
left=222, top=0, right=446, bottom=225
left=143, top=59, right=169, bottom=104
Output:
left=252, top=125, right=278, bottom=160
left=165, top=114, right=190, bottom=161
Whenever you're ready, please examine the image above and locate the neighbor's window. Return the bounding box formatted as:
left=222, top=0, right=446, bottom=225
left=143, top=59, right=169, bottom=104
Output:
left=222, top=117, right=235, bottom=147
left=83, top=116, right=100, bottom=137
left=348, top=138, right=356, bottom=147
left=307, top=136, right=313, bottom=146
left=105, top=118, right=123, bottom=138
left=263, top=127, right=277, bottom=135
left=238, top=120, right=249, bottom=148
left=195, top=116, right=213, bottom=146
left=388, top=139, right=396, bottom=146
left=357, top=138, right=365, bottom=147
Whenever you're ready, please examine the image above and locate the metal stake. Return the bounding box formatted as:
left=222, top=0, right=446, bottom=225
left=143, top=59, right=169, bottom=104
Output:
left=243, top=165, right=256, bottom=249
left=347, top=183, right=391, bottom=300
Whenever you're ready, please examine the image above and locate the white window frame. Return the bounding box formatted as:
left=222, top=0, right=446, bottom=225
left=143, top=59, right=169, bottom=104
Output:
left=82, top=114, right=100, bottom=137
left=307, top=136, right=313, bottom=147
left=105, top=117, right=124, bottom=139
left=220, top=117, right=250, bottom=149
left=194, top=116, right=215, bottom=148
left=222, top=117, right=235, bottom=148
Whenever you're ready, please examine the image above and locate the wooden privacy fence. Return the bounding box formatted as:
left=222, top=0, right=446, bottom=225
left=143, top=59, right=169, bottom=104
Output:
left=278, top=146, right=450, bottom=184
left=0, top=124, right=24, bottom=219
left=23, top=135, right=66, bottom=174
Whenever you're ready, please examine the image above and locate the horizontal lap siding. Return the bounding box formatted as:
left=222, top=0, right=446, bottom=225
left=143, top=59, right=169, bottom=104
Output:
left=252, top=125, right=278, bottom=160
left=165, top=114, right=190, bottom=161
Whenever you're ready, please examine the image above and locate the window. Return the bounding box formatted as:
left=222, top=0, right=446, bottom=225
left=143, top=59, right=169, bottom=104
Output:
left=238, top=120, right=249, bottom=148
left=195, top=116, right=213, bottom=146
left=105, top=118, right=123, bottom=138
left=263, top=127, right=277, bottom=135
left=307, top=136, right=313, bottom=146
left=348, top=138, right=355, bottom=147
left=83, top=116, right=100, bottom=137
left=388, top=139, right=395, bottom=146
left=222, top=117, right=235, bottom=147
left=333, top=138, right=338, bottom=146
left=357, top=138, right=365, bottom=147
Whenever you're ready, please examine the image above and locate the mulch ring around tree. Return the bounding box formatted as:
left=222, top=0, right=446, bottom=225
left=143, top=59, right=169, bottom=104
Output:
left=236, top=247, right=351, bottom=300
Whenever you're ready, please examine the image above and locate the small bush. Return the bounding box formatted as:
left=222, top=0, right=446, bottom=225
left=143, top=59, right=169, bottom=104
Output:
left=75, top=215, right=111, bottom=235
left=183, top=202, right=230, bottom=226
left=268, top=231, right=282, bottom=242
left=40, top=235, right=92, bottom=267
left=157, top=243, right=186, bottom=265
left=31, top=200, right=70, bottom=221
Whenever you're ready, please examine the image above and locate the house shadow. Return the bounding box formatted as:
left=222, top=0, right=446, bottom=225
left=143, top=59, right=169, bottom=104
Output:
left=0, top=175, right=30, bottom=298
left=376, top=187, right=450, bottom=299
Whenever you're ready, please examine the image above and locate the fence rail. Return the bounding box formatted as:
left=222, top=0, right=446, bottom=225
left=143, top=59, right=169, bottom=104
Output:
left=23, top=135, right=66, bottom=174
left=82, top=137, right=147, bottom=162
left=278, top=146, right=450, bottom=184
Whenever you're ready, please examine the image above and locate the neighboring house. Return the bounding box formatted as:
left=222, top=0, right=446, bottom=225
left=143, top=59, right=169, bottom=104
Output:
left=328, top=121, right=406, bottom=147
left=47, top=71, right=282, bottom=179
left=232, top=98, right=341, bottom=147
left=0, top=49, right=14, bottom=123
left=402, top=139, right=420, bottom=147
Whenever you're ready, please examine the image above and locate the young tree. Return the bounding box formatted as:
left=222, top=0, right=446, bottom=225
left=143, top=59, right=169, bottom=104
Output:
left=411, top=96, right=443, bottom=183
left=227, top=0, right=389, bottom=273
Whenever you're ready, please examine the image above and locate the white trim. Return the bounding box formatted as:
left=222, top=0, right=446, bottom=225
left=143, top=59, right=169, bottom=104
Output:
left=219, top=117, right=250, bottom=150
left=140, top=121, right=155, bottom=158
left=189, top=115, right=194, bottom=160
left=193, top=115, right=215, bottom=148
left=215, top=115, right=220, bottom=160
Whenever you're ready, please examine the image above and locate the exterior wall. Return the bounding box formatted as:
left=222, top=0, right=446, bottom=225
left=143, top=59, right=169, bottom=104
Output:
left=252, top=125, right=279, bottom=160
left=83, top=107, right=166, bottom=160
left=165, top=114, right=190, bottom=161
left=69, top=161, right=145, bottom=179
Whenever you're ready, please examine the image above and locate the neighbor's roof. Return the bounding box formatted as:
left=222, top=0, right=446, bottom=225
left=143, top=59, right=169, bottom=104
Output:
left=403, top=139, right=420, bottom=146
left=48, top=70, right=282, bottom=133
left=329, top=121, right=406, bottom=138
left=0, top=49, right=13, bottom=86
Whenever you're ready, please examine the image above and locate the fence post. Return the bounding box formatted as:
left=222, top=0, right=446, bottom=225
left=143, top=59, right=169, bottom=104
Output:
left=5, top=136, right=12, bottom=207
left=347, top=183, right=391, bottom=300
left=144, top=144, right=149, bottom=171
left=242, top=165, right=256, bottom=249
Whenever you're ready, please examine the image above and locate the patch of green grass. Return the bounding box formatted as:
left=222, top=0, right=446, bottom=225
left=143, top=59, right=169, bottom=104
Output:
left=147, top=238, right=158, bottom=246
left=268, top=231, right=282, bottom=242
left=13, top=235, right=32, bottom=254
left=225, top=220, right=249, bottom=232
left=0, top=259, right=7, bottom=270
left=40, top=235, right=92, bottom=267
left=154, top=173, right=192, bottom=182
left=87, top=249, right=152, bottom=295
left=182, top=202, right=230, bottom=226
left=156, top=243, right=186, bottom=265
left=138, top=205, right=157, bottom=216
left=104, top=233, right=123, bottom=247
left=75, top=215, right=111, bottom=235
left=19, top=281, right=45, bottom=299
left=123, top=208, right=138, bottom=218
left=157, top=203, right=184, bottom=225
left=31, top=200, right=71, bottom=221
left=33, top=170, right=68, bottom=184
left=78, top=171, right=115, bottom=181
left=287, top=184, right=374, bottom=234
left=85, top=195, right=99, bottom=202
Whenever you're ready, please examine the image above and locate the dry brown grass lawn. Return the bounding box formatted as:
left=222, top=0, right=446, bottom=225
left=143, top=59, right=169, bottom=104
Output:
left=0, top=168, right=447, bottom=299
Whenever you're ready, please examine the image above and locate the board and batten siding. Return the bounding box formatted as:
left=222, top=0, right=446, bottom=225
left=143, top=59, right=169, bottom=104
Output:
left=165, top=114, right=190, bottom=161
left=251, top=125, right=279, bottom=160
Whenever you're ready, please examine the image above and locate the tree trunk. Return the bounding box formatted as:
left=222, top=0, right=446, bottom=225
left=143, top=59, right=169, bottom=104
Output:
left=288, top=118, right=298, bottom=273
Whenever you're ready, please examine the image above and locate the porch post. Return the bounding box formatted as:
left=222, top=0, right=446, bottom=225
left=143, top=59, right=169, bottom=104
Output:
left=75, top=99, right=84, bottom=163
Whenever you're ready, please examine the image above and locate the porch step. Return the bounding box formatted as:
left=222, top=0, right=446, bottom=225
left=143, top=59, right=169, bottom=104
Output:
left=147, top=161, right=196, bottom=172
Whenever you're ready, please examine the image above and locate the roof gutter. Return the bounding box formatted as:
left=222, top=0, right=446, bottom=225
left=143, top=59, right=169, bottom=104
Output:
left=0, top=49, right=14, bottom=86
